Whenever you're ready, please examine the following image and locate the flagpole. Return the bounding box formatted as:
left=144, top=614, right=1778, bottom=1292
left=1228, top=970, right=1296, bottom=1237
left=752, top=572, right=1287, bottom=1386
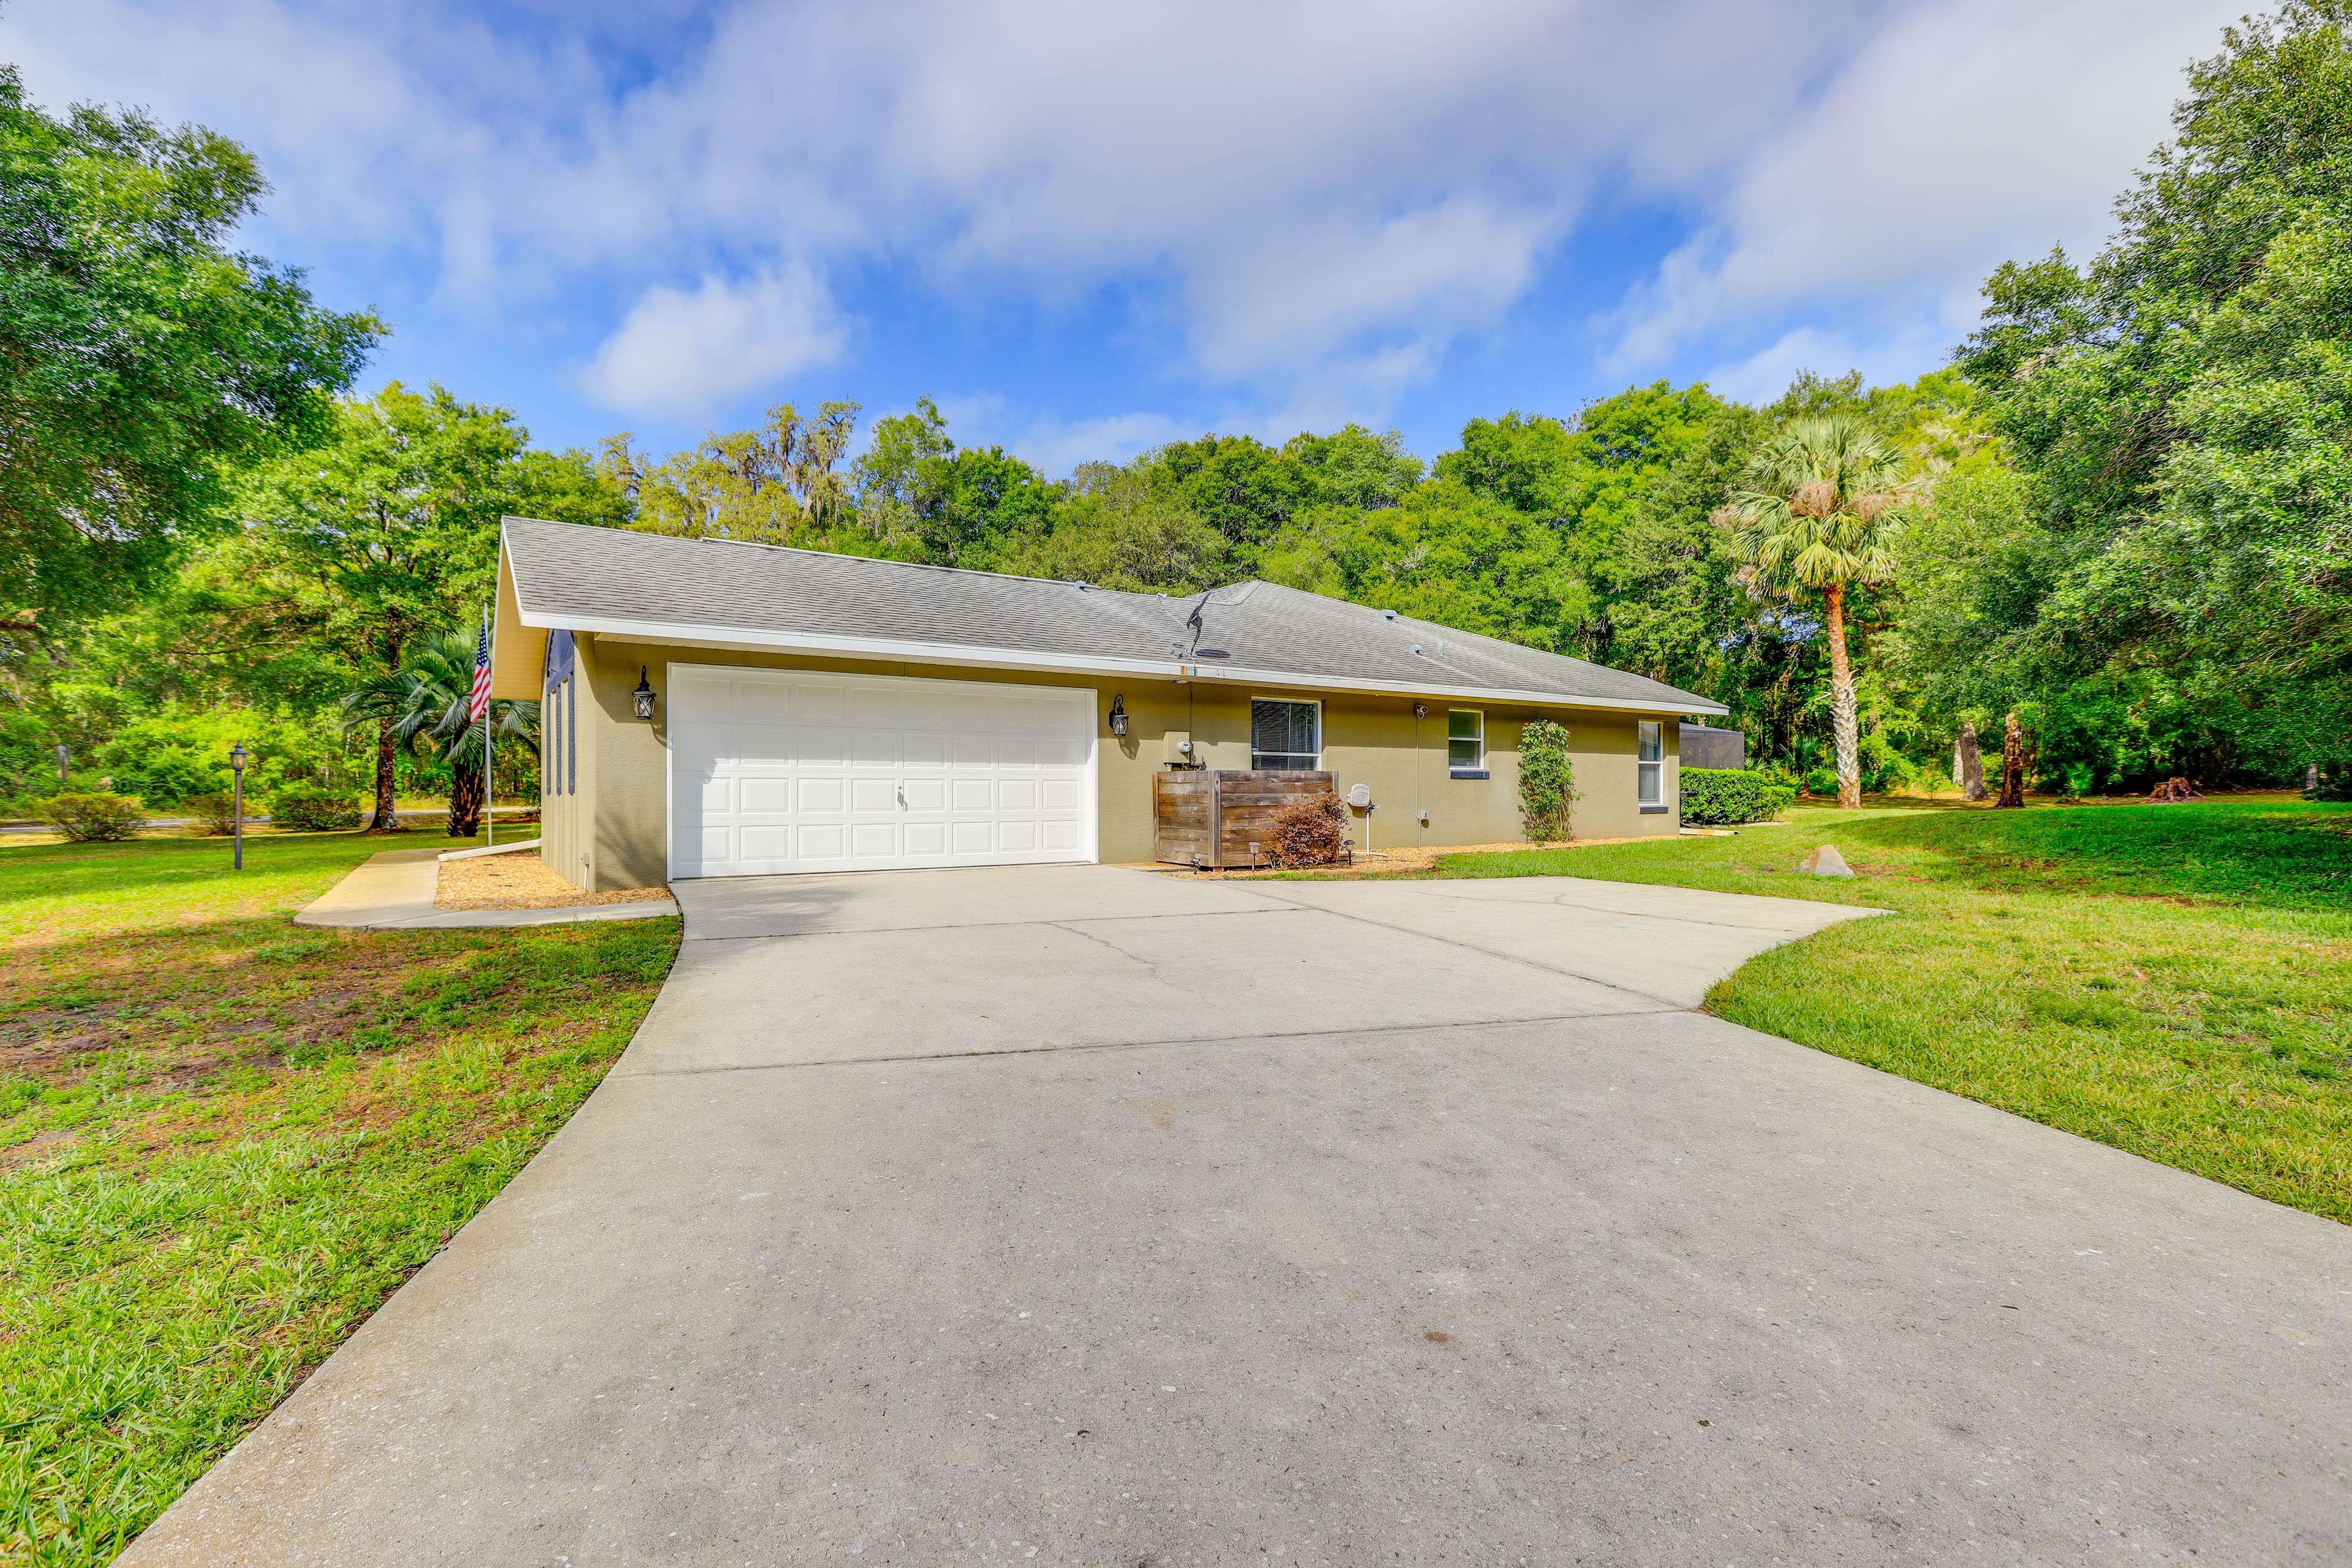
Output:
left=484, top=605, right=496, bottom=849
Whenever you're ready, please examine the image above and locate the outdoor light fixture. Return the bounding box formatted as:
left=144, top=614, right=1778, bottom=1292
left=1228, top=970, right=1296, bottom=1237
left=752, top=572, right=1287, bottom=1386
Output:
left=227, top=741, right=250, bottom=872
left=1413, top=703, right=1428, bottom=718
left=1108, top=695, right=1129, bottom=738
left=632, top=668, right=657, bottom=720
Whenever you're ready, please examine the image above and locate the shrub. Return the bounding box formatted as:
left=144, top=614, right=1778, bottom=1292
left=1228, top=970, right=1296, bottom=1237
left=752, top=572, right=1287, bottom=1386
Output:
left=1679, top=767, right=1798, bottom=826
left=182, top=790, right=244, bottom=835
left=1802, top=764, right=1838, bottom=796
left=1518, top=718, right=1578, bottom=840
left=31, top=791, right=148, bottom=842
left=268, top=786, right=362, bottom=832
left=1271, top=790, right=1349, bottom=868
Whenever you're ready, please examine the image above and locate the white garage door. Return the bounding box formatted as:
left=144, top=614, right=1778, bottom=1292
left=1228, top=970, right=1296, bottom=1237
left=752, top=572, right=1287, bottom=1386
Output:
left=669, top=665, right=1096, bottom=878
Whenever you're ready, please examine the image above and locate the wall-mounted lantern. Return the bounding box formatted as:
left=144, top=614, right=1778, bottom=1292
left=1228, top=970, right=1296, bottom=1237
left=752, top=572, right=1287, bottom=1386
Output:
left=1108, top=695, right=1129, bottom=738
left=1412, top=703, right=1428, bottom=718
left=631, top=668, right=658, bottom=721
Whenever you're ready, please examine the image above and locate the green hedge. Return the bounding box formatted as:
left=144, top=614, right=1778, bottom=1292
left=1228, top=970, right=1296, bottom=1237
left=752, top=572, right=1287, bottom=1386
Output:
left=29, top=792, right=148, bottom=842
left=267, top=786, right=363, bottom=832
left=1680, top=767, right=1796, bottom=826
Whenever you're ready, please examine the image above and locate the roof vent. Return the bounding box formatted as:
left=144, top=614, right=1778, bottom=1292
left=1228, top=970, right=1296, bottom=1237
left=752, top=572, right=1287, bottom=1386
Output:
left=1380, top=608, right=1398, bottom=622
left=1409, top=643, right=1424, bottom=655
left=1074, top=579, right=1089, bottom=590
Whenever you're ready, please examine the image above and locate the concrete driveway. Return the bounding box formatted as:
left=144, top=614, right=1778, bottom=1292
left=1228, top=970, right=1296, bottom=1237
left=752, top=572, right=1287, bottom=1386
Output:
left=122, top=865, right=2351, bottom=1566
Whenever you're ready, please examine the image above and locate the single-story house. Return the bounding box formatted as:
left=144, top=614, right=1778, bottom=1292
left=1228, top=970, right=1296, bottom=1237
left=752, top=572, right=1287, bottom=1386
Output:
left=489, top=515, right=1728, bottom=890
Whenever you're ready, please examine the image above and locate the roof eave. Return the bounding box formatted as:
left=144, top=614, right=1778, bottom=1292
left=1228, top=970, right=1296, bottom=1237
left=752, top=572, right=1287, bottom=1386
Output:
left=519, top=602, right=1729, bottom=717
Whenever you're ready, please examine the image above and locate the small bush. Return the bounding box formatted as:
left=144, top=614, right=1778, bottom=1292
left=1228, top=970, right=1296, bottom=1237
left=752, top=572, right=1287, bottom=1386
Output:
left=268, top=785, right=363, bottom=832
left=1518, top=718, right=1579, bottom=840
left=1679, top=767, right=1798, bottom=826
left=30, top=791, right=148, bottom=842
left=183, top=790, right=244, bottom=835
left=1271, top=790, right=1349, bottom=868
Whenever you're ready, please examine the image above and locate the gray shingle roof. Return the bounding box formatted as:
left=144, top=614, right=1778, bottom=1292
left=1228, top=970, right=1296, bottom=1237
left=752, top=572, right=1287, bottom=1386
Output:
left=502, top=514, right=1723, bottom=714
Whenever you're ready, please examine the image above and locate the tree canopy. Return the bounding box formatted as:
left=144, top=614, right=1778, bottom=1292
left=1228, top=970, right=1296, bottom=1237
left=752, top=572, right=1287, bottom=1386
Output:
left=0, top=66, right=379, bottom=619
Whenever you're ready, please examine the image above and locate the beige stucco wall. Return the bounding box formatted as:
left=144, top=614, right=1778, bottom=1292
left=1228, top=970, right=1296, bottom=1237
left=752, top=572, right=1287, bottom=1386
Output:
left=555, top=633, right=1684, bottom=891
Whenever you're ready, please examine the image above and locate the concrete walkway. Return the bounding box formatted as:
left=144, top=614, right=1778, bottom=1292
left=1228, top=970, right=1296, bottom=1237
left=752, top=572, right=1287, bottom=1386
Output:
left=124, top=865, right=2350, bottom=1566
left=293, top=846, right=680, bottom=929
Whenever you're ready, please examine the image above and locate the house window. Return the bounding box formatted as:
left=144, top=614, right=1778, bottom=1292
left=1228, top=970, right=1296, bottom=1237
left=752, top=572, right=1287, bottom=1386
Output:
left=1637, top=720, right=1664, bottom=810
left=1251, top=699, right=1321, bottom=770
left=1448, top=710, right=1487, bottom=777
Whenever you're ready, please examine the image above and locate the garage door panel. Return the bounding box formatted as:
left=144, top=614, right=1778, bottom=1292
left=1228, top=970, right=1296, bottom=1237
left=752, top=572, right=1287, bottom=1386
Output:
left=794, top=824, right=846, bottom=859
left=738, top=824, right=794, bottom=858
left=673, top=667, right=1094, bottom=878
left=794, top=777, right=846, bottom=812
left=791, top=683, right=846, bottom=721
left=738, top=682, right=793, bottom=722
left=793, top=729, right=847, bottom=766
left=739, top=778, right=794, bottom=812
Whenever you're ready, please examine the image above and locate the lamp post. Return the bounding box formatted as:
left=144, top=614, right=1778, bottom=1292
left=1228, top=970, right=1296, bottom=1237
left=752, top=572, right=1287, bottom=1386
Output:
left=228, top=741, right=249, bottom=870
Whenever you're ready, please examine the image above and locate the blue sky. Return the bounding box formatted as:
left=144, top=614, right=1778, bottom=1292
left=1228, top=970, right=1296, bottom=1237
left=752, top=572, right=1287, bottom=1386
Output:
left=7, top=0, right=2246, bottom=474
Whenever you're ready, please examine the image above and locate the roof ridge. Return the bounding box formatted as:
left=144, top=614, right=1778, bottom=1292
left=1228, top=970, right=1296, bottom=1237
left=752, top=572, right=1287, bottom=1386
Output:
left=505, top=513, right=1202, bottom=602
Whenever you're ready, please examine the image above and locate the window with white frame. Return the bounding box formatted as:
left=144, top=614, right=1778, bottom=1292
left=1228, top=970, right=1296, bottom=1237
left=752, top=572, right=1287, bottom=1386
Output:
left=1251, top=698, right=1321, bottom=769
left=1637, top=720, right=1664, bottom=809
left=1448, top=710, right=1486, bottom=777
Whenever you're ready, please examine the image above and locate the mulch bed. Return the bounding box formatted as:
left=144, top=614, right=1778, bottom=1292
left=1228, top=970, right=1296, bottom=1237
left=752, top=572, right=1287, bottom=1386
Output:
left=435, top=853, right=672, bottom=910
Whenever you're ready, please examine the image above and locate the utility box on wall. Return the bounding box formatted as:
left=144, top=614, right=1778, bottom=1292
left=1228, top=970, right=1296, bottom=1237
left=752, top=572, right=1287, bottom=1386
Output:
left=1153, top=769, right=1335, bottom=869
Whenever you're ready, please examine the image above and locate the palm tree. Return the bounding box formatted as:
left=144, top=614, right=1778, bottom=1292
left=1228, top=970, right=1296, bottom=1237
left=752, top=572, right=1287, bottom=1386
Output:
left=1719, top=417, right=1912, bottom=810
left=342, top=629, right=539, bottom=837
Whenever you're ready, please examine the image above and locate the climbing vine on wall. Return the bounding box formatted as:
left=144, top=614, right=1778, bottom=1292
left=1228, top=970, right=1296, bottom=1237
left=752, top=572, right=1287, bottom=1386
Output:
left=1518, top=719, right=1578, bottom=842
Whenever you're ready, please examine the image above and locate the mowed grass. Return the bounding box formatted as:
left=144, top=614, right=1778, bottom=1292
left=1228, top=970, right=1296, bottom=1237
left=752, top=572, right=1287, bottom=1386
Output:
left=1433, top=797, right=2351, bottom=1223
left=0, top=831, right=679, bottom=1565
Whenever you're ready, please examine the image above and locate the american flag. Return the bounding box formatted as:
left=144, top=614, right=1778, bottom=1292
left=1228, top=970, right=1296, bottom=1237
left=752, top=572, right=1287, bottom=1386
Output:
left=468, top=618, right=493, bottom=724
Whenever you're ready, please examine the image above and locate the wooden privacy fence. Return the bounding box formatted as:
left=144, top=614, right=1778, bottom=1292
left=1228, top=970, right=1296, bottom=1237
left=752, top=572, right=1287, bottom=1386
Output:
left=1153, top=769, right=1336, bottom=869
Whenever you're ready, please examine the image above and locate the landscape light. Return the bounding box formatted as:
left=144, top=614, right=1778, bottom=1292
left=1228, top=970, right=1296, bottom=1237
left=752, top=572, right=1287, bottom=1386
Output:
left=228, top=742, right=249, bottom=872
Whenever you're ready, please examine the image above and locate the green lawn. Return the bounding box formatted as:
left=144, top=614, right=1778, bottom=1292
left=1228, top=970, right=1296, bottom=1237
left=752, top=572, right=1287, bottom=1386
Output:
left=0, top=830, right=679, bottom=1565
left=1430, top=797, right=2351, bottom=1224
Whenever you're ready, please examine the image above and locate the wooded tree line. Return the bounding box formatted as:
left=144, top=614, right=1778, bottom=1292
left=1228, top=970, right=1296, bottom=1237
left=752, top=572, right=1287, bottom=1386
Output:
left=3, top=5, right=2346, bottom=812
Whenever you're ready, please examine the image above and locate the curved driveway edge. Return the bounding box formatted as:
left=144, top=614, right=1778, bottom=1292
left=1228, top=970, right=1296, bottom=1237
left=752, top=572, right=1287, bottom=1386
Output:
left=120, top=866, right=2350, bottom=1566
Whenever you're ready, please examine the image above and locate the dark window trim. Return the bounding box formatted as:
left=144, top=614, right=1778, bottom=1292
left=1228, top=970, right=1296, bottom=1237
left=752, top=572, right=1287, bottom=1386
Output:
left=1640, top=805, right=1669, bottom=813
left=1449, top=768, right=1490, bottom=780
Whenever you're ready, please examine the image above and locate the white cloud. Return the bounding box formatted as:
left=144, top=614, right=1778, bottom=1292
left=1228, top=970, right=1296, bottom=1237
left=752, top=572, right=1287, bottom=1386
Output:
left=579, top=265, right=845, bottom=418
left=1608, top=0, right=2244, bottom=371
left=0, top=0, right=2255, bottom=421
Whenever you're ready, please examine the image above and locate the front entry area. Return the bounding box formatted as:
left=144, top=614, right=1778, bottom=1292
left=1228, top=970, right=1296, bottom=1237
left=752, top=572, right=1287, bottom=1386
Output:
left=667, top=665, right=1095, bottom=878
